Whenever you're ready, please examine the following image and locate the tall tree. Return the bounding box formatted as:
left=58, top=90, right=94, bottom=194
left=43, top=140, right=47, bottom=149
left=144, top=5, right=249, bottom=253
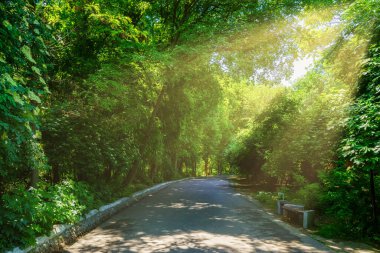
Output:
left=0, top=0, right=50, bottom=190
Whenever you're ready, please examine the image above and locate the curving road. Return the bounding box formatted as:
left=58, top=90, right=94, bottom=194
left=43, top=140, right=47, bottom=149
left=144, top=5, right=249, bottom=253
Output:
left=63, top=178, right=331, bottom=253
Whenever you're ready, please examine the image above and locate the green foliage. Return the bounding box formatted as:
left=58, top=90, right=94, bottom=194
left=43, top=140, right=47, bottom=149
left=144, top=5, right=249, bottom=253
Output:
left=255, top=191, right=279, bottom=207
left=321, top=36, right=380, bottom=238
left=340, top=98, right=380, bottom=170
left=343, top=0, right=380, bottom=35
left=320, top=168, right=379, bottom=237
left=0, top=0, right=50, bottom=191
left=39, top=0, right=150, bottom=96
left=255, top=184, right=322, bottom=210
left=224, top=0, right=370, bottom=186
left=223, top=0, right=379, bottom=241
left=42, top=58, right=158, bottom=184
left=294, top=183, right=322, bottom=210
left=226, top=90, right=300, bottom=183
left=0, top=180, right=93, bottom=252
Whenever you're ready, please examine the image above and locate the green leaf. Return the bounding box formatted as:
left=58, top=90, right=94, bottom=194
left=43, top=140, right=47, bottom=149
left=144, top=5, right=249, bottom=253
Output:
left=32, top=66, right=41, bottom=76
left=0, top=53, right=6, bottom=63
left=0, top=121, right=9, bottom=130
left=3, top=73, right=17, bottom=87
left=12, top=92, right=24, bottom=105
left=28, top=91, right=41, bottom=103
left=2, top=20, right=12, bottom=30
left=43, top=86, right=51, bottom=94
left=39, top=76, right=46, bottom=85
left=22, top=16, right=28, bottom=27
left=21, top=45, right=36, bottom=64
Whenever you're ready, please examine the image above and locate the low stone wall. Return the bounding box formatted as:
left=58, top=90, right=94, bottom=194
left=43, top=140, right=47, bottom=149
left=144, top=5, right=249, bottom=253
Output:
left=277, top=201, right=315, bottom=229
left=7, top=180, right=183, bottom=253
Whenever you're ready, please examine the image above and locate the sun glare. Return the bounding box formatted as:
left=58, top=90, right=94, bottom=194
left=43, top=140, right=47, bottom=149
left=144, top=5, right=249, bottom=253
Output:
left=211, top=5, right=350, bottom=87
left=282, top=56, right=314, bottom=86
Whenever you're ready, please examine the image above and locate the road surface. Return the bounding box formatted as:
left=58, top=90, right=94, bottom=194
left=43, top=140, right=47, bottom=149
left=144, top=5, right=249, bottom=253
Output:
left=63, top=178, right=331, bottom=252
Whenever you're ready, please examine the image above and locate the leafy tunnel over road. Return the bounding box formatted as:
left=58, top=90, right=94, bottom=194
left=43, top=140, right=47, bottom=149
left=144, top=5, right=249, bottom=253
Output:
left=62, top=178, right=331, bottom=253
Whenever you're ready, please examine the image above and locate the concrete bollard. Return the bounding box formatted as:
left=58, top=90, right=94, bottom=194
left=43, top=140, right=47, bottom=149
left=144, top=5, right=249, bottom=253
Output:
left=303, top=210, right=315, bottom=229
left=276, top=200, right=289, bottom=215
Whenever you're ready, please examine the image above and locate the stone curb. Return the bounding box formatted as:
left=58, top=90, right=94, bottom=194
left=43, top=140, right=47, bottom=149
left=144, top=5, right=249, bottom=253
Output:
left=7, top=178, right=187, bottom=253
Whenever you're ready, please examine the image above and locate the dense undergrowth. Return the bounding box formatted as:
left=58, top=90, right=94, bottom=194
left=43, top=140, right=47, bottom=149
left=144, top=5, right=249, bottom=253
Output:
left=0, top=181, right=92, bottom=250
left=0, top=180, right=153, bottom=251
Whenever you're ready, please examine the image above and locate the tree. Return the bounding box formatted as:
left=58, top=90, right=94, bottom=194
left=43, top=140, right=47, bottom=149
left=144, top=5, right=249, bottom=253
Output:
left=0, top=0, right=50, bottom=191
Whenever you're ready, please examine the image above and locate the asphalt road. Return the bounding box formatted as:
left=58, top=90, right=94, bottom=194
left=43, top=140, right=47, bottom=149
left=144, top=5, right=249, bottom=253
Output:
left=63, top=178, right=331, bottom=253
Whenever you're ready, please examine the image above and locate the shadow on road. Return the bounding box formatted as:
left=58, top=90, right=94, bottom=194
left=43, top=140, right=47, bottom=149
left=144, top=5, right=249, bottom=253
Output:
left=62, top=178, right=329, bottom=253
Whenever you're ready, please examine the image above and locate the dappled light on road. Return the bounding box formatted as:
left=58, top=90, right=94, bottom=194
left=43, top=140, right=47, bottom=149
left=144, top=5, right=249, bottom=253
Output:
left=154, top=202, right=224, bottom=210
left=68, top=230, right=322, bottom=253
left=64, top=179, right=330, bottom=253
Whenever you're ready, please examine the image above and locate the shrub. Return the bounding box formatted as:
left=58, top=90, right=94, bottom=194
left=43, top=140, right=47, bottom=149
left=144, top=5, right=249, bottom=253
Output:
left=255, top=191, right=278, bottom=207
left=0, top=180, right=94, bottom=252
left=295, top=183, right=322, bottom=210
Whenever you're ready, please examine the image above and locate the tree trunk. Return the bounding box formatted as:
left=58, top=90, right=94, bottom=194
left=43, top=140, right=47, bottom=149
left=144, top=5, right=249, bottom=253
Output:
left=174, top=154, right=178, bottom=174
left=30, top=168, right=39, bottom=188
left=103, top=165, right=112, bottom=182
left=184, top=161, right=188, bottom=175
left=150, top=161, right=157, bottom=182
left=217, top=161, right=222, bottom=175
left=52, top=165, right=60, bottom=184
left=124, top=161, right=139, bottom=186
left=123, top=85, right=167, bottom=186
left=178, top=159, right=184, bottom=175
left=370, top=169, right=378, bottom=230
left=204, top=157, right=209, bottom=176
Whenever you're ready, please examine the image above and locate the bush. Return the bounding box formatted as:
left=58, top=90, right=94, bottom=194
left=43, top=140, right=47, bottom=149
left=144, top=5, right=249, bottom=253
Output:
left=317, top=223, right=347, bottom=238
left=295, top=183, right=322, bottom=210
left=255, top=191, right=278, bottom=207
left=0, top=180, right=94, bottom=252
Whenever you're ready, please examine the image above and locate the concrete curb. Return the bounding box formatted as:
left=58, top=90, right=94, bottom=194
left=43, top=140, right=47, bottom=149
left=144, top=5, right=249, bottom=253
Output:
left=226, top=178, right=333, bottom=253
left=7, top=178, right=187, bottom=253
left=235, top=191, right=380, bottom=253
